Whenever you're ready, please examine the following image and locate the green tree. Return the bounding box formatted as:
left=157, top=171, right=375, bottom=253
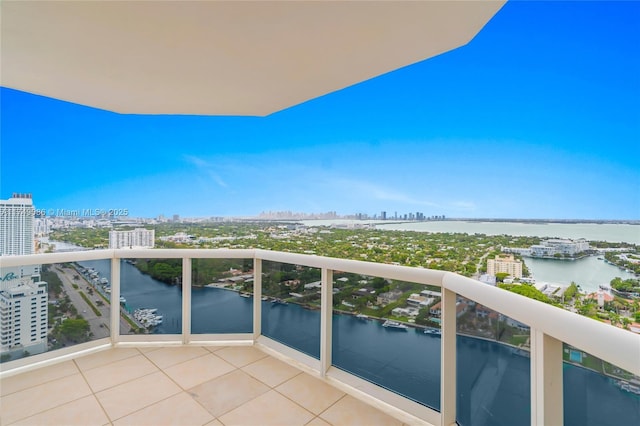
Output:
left=495, top=272, right=510, bottom=283
left=563, top=282, right=578, bottom=300
left=58, top=318, right=90, bottom=343
left=499, top=283, right=554, bottom=305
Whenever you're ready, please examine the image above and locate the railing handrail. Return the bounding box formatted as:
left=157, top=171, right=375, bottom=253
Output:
left=2, top=248, right=639, bottom=375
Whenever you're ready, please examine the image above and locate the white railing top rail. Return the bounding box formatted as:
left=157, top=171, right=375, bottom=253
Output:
left=3, top=248, right=639, bottom=375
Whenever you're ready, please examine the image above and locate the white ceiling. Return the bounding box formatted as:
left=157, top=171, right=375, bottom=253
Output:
left=1, top=1, right=505, bottom=116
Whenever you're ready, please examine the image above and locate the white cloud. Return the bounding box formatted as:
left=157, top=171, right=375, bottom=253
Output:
left=183, top=155, right=228, bottom=188
left=329, top=177, right=440, bottom=207
left=450, top=201, right=477, bottom=210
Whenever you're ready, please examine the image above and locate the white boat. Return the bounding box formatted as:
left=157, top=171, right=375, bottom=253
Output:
left=424, top=328, right=441, bottom=336
left=382, top=319, right=408, bottom=330
left=356, top=313, right=369, bottom=320
left=133, top=307, right=163, bottom=327
left=119, top=296, right=126, bottom=304
left=616, top=380, right=640, bottom=395
left=239, top=292, right=251, bottom=298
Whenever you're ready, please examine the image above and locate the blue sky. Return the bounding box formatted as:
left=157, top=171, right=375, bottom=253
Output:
left=2, top=1, right=639, bottom=220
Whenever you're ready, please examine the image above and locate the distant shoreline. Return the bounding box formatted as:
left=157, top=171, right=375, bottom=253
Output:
left=448, top=218, right=640, bottom=225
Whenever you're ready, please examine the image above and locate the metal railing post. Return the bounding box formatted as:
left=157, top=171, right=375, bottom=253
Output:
left=320, top=267, right=333, bottom=376
left=530, top=328, right=563, bottom=426
left=110, top=255, right=120, bottom=345
left=440, top=288, right=457, bottom=426
left=182, top=257, right=192, bottom=344
left=253, top=257, right=262, bottom=340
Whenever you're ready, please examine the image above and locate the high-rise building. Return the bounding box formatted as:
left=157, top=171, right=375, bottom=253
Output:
left=0, top=276, right=48, bottom=355
left=486, top=254, right=523, bottom=279
left=0, top=193, right=35, bottom=256
left=0, top=193, right=48, bottom=357
left=109, top=228, right=155, bottom=249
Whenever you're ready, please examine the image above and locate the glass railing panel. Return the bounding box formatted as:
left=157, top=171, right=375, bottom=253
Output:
left=563, top=343, right=640, bottom=425
left=1, top=261, right=111, bottom=363
left=331, top=277, right=442, bottom=410
left=456, top=296, right=530, bottom=426
left=119, top=258, right=182, bottom=335
left=191, top=258, right=253, bottom=334
left=260, top=261, right=321, bottom=359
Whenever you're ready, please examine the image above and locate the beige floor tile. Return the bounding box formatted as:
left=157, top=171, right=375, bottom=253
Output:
left=11, top=395, right=110, bottom=426
left=214, top=345, right=269, bottom=367
left=73, top=348, right=141, bottom=371
left=204, top=345, right=226, bottom=353
left=143, top=346, right=209, bottom=369
left=218, top=390, right=314, bottom=426
left=113, top=391, right=214, bottom=426
left=320, top=395, right=403, bottom=426
left=136, top=346, right=162, bottom=354
left=189, top=369, right=269, bottom=417
left=163, top=353, right=235, bottom=389
left=276, top=373, right=345, bottom=415
left=0, top=360, right=79, bottom=397
left=0, top=373, right=92, bottom=425
left=82, top=354, right=159, bottom=392
left=95, top=371, right=181, bottom=421
left=242, top=355, right=302, bottom=387
left=305, top=417, right=332, bottom=426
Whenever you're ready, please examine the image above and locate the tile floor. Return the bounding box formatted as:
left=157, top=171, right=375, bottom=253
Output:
left=0, top=346, right=410, bottom=426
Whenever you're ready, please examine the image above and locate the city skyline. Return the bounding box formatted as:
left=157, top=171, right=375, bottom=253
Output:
left=1, top=1, right=639, bottom=220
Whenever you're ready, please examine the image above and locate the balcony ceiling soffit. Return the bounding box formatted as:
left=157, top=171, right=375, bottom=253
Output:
left=1, top=1, right=505, bottom=116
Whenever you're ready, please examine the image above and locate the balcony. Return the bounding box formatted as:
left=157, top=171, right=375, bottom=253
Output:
left=1, top=249, right=639, bottom=426
left=1, top=345, right=403, bottom=426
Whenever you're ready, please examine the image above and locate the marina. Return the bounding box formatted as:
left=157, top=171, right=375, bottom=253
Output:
left=133, top=308, right=163, bottom=328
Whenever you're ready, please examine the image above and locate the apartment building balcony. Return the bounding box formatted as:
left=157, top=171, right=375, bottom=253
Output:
left=1, top=249, right=639, bottom=426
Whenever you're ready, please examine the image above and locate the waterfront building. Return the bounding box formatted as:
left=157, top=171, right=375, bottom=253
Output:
left=0, top=193, right=47, bottom=358
left=376, top=289, right=403, bottom=305
left=530, top=238, right=590, bottom=257
left=109, top=228, right=155, bottom=249
left=487, top=254, right=523, bottom=279
left=407, top=293, right=432, bottom=307
left=503, top=238, right=591, bottom=258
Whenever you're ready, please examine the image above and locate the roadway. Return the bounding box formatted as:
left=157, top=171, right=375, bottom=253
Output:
left=54, top=265, right=133, bottom=338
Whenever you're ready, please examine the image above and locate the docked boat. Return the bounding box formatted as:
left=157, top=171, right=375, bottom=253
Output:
left=133, top=308, right=163, bottom=327
left=382, top=319, right=408, bottom=330
left=239, top=292, right=251, bottom=298
left=424, top=328, right=441, bottom=336
left=356, top=313, right=370, bottom=320
left=615, top=380, right=640, bottom=395
left=119, top=296, right=126, bottom=303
